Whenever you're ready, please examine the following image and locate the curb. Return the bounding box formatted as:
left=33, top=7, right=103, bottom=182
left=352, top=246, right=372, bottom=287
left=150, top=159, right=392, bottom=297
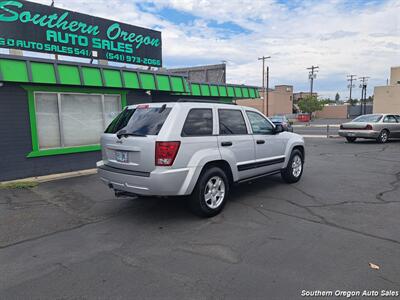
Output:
left=0, top=168, right=97, bottom=186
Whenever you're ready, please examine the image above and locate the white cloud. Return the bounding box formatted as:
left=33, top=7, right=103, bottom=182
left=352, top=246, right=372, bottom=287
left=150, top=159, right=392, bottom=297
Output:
left=18, top=0, right=400, bottom=98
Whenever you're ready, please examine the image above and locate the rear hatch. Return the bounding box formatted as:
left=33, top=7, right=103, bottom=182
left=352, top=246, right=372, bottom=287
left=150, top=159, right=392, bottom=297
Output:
left=101, top=104, right=173, bottom=173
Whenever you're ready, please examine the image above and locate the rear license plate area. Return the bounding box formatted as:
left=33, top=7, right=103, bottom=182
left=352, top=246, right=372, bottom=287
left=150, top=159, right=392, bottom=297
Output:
left=115, top=151, right=128, bottom=163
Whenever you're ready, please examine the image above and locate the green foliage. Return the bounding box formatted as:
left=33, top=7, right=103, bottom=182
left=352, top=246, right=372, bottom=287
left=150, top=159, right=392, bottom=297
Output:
left=348, top=98, right=359, bottom=106
left=335, top=92, right=340, bottom=102
left=0, top=181, right=38, bottom=190
left=298, top=95, right=324, bottom=115
left=320, top=98, right=335, bottom=105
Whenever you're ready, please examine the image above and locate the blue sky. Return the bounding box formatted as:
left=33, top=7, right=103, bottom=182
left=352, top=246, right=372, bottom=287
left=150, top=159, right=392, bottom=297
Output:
left=26, top=0, right=400, bottom=98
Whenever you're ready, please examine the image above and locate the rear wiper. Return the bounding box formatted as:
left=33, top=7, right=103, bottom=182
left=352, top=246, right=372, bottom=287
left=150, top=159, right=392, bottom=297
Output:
left=117, top=130, right=146, bottom=139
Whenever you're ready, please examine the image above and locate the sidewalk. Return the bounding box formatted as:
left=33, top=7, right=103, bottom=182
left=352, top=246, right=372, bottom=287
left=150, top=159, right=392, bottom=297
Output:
left=292, top=118, right=349, bottom=126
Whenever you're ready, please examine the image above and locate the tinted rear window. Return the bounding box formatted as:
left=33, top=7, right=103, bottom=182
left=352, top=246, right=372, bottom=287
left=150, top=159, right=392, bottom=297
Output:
left=105, top=107, right=171, bottom=135
left=218, top=109, right=248, bottom=135
left=182, top=109, right=213, bottom=136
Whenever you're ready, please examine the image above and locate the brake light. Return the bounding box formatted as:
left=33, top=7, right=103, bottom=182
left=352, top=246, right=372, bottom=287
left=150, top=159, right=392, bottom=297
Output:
left=137, top=104, right=149, bottom=109
left=365, top=124, right=372, bottom=130
left=155, top=141, right=180, bottom=166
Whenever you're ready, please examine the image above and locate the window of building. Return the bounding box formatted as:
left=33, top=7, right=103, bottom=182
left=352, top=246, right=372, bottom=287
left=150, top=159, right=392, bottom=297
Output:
left=35, top=92, right=121, bottom=150
left=181, top=109, right=213, bottom=136
left=246, top=111, right=274, bottom=134
left=218, top=109, right=248, bottom=135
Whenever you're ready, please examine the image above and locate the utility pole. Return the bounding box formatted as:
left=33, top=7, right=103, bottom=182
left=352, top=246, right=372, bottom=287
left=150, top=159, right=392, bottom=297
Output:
left=359, top=76, right=369, bottom=115
left=258, top=56, right=271, bottom=115
left=347, top=74, right=357, bottom=105
left=266, top=66, right=269, bottom=116
left=307, top=65, right=319, bottom=96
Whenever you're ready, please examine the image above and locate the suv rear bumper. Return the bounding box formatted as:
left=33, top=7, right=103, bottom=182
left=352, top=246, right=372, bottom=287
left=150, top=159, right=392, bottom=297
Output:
left=97, top=161, right=193, bottom=196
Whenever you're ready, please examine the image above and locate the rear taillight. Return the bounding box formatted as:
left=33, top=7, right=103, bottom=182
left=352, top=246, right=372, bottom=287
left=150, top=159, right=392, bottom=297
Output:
left=155, top=141, right=180, bottom=166
left=365, top=124, right=372, bottom=130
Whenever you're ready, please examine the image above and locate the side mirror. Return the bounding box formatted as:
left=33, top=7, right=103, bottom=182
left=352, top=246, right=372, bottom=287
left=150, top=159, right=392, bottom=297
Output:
left=274, top=124, right=284, bottom=134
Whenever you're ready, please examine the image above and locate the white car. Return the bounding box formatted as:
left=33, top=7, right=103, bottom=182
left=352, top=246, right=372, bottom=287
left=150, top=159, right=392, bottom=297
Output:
left=97, top=101, right=305, bottom=217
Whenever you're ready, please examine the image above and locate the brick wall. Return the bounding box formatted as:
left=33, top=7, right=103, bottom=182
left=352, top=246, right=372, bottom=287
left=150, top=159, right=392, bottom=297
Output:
left=315, top=105, right=348, bottom=118
left=237, top=85, right=293, bottom=116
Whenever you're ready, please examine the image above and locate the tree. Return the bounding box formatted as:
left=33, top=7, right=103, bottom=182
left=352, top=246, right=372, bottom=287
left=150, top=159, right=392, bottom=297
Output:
left=298, top=95, right=324, bottom=119
left=320, top=98, right=335, bottom=105
left=348, top=98, right=359, bottom=106
left=335, top=92, right=340, bottom=103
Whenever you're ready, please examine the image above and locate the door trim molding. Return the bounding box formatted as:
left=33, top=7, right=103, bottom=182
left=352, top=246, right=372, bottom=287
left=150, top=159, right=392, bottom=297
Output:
left=237, top=156, right=285, bottom=171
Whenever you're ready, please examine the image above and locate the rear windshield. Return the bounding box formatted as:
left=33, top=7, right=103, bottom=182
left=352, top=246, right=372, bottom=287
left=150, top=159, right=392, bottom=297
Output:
left=105, top=106, right=171, bottom=135
left=352, top=114, right=382, bottom=122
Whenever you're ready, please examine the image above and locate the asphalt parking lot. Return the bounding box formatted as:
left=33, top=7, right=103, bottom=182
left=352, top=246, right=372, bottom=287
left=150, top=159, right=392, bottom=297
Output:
left=1, top=137, right=400, bottom=299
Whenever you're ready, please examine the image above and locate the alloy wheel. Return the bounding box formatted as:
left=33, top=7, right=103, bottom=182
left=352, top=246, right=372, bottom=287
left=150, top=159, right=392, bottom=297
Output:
left=292, top=155, right=302, bottom=178
left=204, top=176, right=225, bottom=209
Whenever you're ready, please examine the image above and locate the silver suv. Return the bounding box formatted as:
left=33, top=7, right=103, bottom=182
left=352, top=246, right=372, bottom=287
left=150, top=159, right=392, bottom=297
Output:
left=97, top=101, right=305, bottom=217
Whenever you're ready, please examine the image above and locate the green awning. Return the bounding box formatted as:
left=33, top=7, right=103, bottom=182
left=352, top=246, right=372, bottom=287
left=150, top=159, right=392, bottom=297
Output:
left=0, top=56, right=259, bottom=99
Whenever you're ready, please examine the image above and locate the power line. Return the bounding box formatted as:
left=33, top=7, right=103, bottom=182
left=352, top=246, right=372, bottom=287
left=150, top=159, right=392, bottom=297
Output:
left=359, top=76, right=369, bottom=115
left=347, top=74, right=357, bottom=104
left=258, top=56, right=271, bottom=116
left=306, top=65, right=319, bottom=96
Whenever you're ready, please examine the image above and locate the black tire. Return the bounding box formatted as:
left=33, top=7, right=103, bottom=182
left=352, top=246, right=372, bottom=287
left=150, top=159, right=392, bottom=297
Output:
left=189, top=167, right=229, bottom=218
left=346, top=137, right=357, bottom=143
left=281, top=149, right=304, bottom=183
left=376, top=129, right=389, bottom=143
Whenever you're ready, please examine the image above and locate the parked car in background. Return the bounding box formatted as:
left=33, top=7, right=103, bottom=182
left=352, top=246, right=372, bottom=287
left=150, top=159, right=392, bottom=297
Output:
left=270, top=115, right=293, bottom=132
left=338, top=114, right=400, bottom=143
left=97, top=101, right=305, bottom=217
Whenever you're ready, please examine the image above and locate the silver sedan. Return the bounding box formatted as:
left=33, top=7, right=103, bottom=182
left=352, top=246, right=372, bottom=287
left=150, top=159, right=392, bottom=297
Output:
left=339, top=114, right=400, bottom=143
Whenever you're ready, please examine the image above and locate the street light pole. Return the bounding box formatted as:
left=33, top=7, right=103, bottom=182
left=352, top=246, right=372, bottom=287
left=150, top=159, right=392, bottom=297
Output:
left=258, top=56, right=271, bottom=115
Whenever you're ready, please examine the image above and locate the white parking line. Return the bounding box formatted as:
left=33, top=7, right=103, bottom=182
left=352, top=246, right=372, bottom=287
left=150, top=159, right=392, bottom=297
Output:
left=301, top=135, right=340, bottom=138
left=293, top=124, right=340, bottom=128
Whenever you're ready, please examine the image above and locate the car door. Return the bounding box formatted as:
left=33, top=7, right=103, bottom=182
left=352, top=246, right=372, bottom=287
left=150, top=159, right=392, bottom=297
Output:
left=245, top=110, right=287, bottom=174
left=394, top=115, right=400, bottom=137
left=217, top=108, right=257, bottom=180
left=383, top=115, right=399, bottom=137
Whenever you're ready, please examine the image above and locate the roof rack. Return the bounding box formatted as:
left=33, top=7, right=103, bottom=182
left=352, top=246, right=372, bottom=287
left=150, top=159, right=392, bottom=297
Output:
left=177, top=99, right=237, bottom=105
